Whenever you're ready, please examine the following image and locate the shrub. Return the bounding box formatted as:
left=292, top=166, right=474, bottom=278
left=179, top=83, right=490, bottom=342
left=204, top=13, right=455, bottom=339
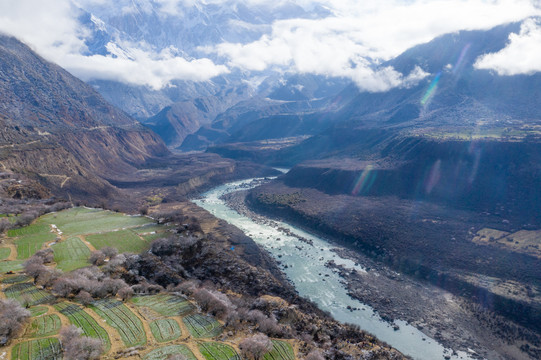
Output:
left=239, top=333, right=273, bottom=360
left=75, top=290, right=94, bottom=306
left=305, top=350, right=325, bottom=360
left=60, top=325, right=103, bottom=360
left=118, top=286, right=134, bottom=301
left=0, top=299, right=30, bottom=346
left=89, top=251, right=106, bottom=266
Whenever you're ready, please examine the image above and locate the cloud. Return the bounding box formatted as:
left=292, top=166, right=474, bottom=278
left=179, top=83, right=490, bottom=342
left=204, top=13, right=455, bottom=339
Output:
left=0, top=0, right=229, bottom=89
left=209, top=0, right=541, bottom=91
left=474, top=17, right=541, bottom=75
left=1, top=0, right=540, bottom=91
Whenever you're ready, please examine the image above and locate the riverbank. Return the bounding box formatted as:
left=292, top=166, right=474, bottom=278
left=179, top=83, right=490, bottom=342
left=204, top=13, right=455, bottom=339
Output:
left=221, top=186, right=540, bottom=360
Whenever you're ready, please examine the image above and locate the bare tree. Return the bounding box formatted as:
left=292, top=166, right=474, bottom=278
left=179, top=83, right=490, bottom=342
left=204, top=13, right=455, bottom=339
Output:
left=100, top=246, right=118, bottom=259
left=118, top=286, right=134, bottom=301
left=0, top=218, right=11, bottom=233
left=60, top=325, right=103, bottom=360
left=89, top=250, right=106, bottom=266
left=0, top=299, right=30, bottom=346
left=305, top=349, right=325, bottom=360
left=166, top=355, right=188, bottom=360
left=239, top=333, right=273, bottom=360
left=75, top=291, right=94, bottom=306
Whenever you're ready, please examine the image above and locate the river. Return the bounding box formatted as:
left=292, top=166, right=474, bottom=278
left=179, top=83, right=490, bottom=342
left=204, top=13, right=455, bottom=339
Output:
left=193, top=177, right=475, bottom=360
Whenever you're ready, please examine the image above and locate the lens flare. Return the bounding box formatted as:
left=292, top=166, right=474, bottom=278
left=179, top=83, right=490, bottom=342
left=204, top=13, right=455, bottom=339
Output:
left=453, top=43, right=471, bottom=75
left=421, top=72, right=441, bottom=106
left=351, top=165, right=376, bottom=195
left=425, top=159, right=441, bottom=194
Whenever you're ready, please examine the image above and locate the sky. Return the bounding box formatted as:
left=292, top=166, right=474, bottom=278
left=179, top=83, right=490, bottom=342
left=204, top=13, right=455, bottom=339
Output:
left=0, top=0, right=540, bottom=91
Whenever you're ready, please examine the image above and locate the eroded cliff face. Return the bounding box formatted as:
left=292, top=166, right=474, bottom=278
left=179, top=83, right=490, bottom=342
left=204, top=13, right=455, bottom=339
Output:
left=0, top=35, right=169, bottom=201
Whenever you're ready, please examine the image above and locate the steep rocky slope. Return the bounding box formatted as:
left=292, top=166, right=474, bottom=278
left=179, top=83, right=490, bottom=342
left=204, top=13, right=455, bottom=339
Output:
left=0, top=35, right=170, bottom=200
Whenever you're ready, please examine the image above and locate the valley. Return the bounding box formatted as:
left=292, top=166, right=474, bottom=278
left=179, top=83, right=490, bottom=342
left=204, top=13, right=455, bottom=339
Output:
left=1, top=2, right=541, bottom=360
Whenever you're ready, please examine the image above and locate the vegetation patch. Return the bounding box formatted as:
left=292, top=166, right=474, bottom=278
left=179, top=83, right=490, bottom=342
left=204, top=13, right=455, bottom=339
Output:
left=52, top=236, right=91, bottom=272
left=198, top=341, right=240, bottom=360
left=7, top=224, right=50, bottom=238
left=143, top=344, right=197, bottom=360
left=0, top=260, right=23, bottom=273
left=0, top=247, right=10, bottom=260
left=4, top=282, right=55, bottom=306
left=132, top=294, right=194, bottom=317
left=263, top=340, right=295, bottom=360
left=38, top=207, right=151, bottom=236
left=11, top=337, right=62, bottom=360
left=54, top=302, right=111, bottom=351
left=183, top=314, right=222, bottom=338
left=149, top=319, right=182, bottom=343
left=91, top=298, right=146, bottom=347
left=1, top=274, right=30, bottom=284
left=15, top=232, right=56, bottom=260
left=28, top=314, right=61, bottom=337
left=86, top=229, right=149, bottom=254
left=28, top=306, right=48, bottom=317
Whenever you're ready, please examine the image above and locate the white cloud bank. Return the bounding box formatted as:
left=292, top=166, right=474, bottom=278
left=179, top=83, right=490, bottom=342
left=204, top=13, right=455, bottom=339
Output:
left=0, top=0, right=540, bottom=90
left=209, top=0, right=541, bottom=91
left=475, top=17, right=541, bottom=75
left=0, top=0, right=228, bottom=90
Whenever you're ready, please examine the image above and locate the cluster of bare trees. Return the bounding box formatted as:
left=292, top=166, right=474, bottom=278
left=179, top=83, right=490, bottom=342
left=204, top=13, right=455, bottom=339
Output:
left=0, top=299, right=30, bottom=346
left=0, top=201, right=71, bottom=234
left=239, top=333, right=273, bottom=360
left=60, top=325, right=103, bottom=360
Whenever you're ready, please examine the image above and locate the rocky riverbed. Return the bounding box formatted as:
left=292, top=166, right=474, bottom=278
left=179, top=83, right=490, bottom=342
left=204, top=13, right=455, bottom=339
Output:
left=222, top=186, right=541, bottom=360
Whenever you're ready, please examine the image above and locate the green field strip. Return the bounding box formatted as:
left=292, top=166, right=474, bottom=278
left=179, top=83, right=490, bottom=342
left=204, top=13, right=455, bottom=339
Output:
left=0, top=247, right=10, bottom=260
left=91, top=299, right=146, bottom=347
left=198, top=342, right=240, bottom=360
left=182, top=314, right=222, bottom=338
left=150, top=319, right=182, bottom=343
left=86, top=229, right=150, bottom=254
left=11, top=337, right=62, bottom=360
left=0, top=260, right=23, bottom=272
left=54, top=302, right=111, bottom=351
left=28, top=306, right=48, bottom=317
left=7, top=224, right=50, bottom=238
left=2, top=274, right=31, bottom=284
left=4, top=282, right=56, bottom=306
left=15, top=232, right=56, bottom=260
left=132, top=294, right=194, bottom=317
left=143, top=344, right=198, bottom=360
left=38, top=207, right=152, bottom=236
left=28, top=314, right=61, bottom=337
left=52, top=236, right=91, bottom=272
left=263, top=340, right=295, bottom=360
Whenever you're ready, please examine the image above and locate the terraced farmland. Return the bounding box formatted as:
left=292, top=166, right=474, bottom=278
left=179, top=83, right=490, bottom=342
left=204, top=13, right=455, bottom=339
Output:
left=54, top=302, right=111, bottom=351
left=11, top=337, right=62, bottom=360
left=0, top=246, right=10, bottom=259
left=132, top=294, right=194, bottom=317
left=7, top=223, right=50, bottom=237
left=2, top=274, right=30, bottom=284
left=91, top=299, right=146, bottom=347
left=27, top=314, right=61, bottom=337
left=183, top=314, right=223, bottom=338
left=28, top=306, right=48, bottom=317
left=52, top=236, right=91, bottom=272
left=0, top=260, right=23, bottom=272
left=264, top=340, right=296, bottom=360
left=86, top=229, right=150, bottom=254
left=198, top=341, right=240, bottom=360
left=38, top=207, right=152, bottom=236
left=144, top=345, right=198, bottom=360
left=4, top=282, right=56, bottom=306
left=149, top=319, right=182, bottom=343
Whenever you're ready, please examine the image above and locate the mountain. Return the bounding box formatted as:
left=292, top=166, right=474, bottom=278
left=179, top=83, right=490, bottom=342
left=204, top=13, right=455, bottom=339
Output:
left=0, top=35, right=169, bottom=200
